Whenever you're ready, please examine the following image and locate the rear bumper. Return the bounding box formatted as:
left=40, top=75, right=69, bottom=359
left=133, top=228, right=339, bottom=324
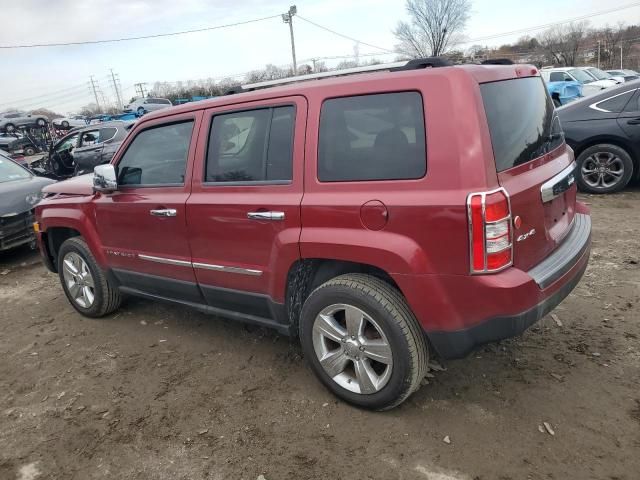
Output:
left=393, top=212, right=591, bottom=360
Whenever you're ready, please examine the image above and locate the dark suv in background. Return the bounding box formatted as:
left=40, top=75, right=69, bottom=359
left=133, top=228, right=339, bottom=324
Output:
left=35, top=59, right=591, bottom=410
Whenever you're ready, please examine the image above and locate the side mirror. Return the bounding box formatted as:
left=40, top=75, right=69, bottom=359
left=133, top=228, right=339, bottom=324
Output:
left=93, top=164, right=117, bottom=193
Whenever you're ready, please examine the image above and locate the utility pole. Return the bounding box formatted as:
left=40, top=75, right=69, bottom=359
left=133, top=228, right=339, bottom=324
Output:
left=597, top=41, right=601, bottom=69
left=282, top=5, right=297, bottom=74
left=110, top=69, right=123, bottom=110
left=311, top=58, right=318, bottom=71
left=89, top=75, right=101, bottom=110
left=620, top=45, right=623, bottom=69
left=134, top=82, right=147, bottom=98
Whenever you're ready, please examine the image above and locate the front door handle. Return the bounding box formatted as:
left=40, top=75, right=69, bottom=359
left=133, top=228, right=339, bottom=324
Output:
left=247, top=211, right=285, bottom=221
left=627, top=118, right=640, bottom=125
left=150, top=208, right=177, bottom=217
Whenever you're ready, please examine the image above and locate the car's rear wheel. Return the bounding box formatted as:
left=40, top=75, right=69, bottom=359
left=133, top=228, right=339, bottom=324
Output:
left=137, top=107, right=145, bottom=116
left=57, top=237, right=122, bottom=317
left=4, top=123, right=15, bottom=132
left=576, top=144, right=633, bottom=194
left=61, top=121, right=69, bottom=128
left=24, top=146, right=36, bottom=156
left=35, top=118, right=47, bottom=127
left=299, top=273, right=428, bottom=410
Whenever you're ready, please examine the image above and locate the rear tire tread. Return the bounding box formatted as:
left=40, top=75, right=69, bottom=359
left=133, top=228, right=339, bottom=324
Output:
left=303, top=273, right=428, bottom=410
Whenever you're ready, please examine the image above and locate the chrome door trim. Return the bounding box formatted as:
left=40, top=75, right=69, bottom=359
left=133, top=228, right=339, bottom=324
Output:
left=150, top=209, right=177, bottom=217
left=247, top=211, right=285, bottom=221
left=588, top=88, right=637, bottom=113
left=193, top=262, right=263, bottom=276
left=541, top=162, right=577, bottom=203
left=138, top=254, right=191, bottom=267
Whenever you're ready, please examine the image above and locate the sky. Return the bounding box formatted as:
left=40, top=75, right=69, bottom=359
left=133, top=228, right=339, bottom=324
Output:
left=0, top=0, right=637, bottom=114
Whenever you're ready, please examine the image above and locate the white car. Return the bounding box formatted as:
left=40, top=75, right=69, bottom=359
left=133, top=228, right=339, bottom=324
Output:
left=53, top=115, right=87, bottom=129
left=123, top=97, right=172, bottom=115
left=578, top=67, right=624, bottom=85
left=540, top=67, right=617, bottom=96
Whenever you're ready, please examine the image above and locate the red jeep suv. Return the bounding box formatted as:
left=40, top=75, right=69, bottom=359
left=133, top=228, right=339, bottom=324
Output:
left=34, top=59, right=591, bottom=410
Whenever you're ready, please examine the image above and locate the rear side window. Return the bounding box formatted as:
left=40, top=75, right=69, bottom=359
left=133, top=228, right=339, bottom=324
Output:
left=481, top=77, right=560, bottom=172
left=99, top=127, right=117, bottom=142
left=595, top=91, right=634, bottom=113
left=318, top=92, right=426, bottom=182
left=117, top=121, right=193, bottom=186
left=205, top=106, right=294, bottom=183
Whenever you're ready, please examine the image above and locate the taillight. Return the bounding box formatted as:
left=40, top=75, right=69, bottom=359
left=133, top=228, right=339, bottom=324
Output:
left=467, top=188, right=513, bottom=273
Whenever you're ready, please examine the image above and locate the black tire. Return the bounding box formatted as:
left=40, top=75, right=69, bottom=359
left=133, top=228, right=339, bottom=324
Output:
left=299, top=273, right=428, bottom=410
left=36, top=118, right=47, bottom=127
left=4, top=123, right=15, bottom=133
left=57, top=237, right=122, bottom=318
left=61, top=121, right=69, bottom=128
left=137, top=107, right=145, bottom=116
left=576, top=144, right=634, bottom=194
left=23, top=146, right=36, bottom=156
left=552, top=96, right=562, bottom=107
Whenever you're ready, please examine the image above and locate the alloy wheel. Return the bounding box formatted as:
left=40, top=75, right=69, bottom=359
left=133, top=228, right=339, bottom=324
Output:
left=62, top=252, right=96, bottom=308
left=581, top=152, right=625, bottom=190
left=312, top=303, right=393, bottom=394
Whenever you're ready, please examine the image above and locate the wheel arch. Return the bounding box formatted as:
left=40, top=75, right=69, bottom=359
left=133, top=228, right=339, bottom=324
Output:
left=284, top=258, right=402, bottom=331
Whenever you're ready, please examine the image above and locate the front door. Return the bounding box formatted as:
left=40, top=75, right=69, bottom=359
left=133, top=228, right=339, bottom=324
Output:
left=187, top=97, right=307, bottom=322
left=94, top=112, right=203, bottom=302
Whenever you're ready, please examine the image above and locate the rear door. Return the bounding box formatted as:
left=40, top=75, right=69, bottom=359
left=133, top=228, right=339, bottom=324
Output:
left=186, top=96, right=306, bottom=317
left=480, top=76, right=576, bottom=271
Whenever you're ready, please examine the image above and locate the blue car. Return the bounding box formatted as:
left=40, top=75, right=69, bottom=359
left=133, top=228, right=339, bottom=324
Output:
left=546, top=81, right=583, bottom=106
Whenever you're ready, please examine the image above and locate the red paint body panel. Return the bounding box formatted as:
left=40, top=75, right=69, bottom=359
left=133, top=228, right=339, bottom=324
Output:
left=34, top=63, right=591, bottom=351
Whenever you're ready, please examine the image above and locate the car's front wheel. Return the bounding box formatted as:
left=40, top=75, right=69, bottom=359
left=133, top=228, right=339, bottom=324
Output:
left=137, top=107, right=145, bottom=116
left=57, top=237, right=122, bottom=317
left=4, top=123, right=15, bottom=132
left=61, top=121, right=69, bottom=128
left=299, top=273, right=428, bottom=410
left=23, top=146, right=36, bottom=156
left=35, top=118, right=47, bottom=127
left=576, top=144, right=634, bottom=194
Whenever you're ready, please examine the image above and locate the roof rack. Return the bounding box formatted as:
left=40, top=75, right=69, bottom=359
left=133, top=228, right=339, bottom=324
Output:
left=481, top=58, right=514, bottom=65
left=229, top=57, right=453, bottom=94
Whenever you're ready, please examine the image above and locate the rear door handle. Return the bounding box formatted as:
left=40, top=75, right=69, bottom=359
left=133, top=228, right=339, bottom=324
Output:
left=247, top=211, right=285, bottom=221
left=627, top=118, right=640, bottom=125
left=150, top=209, right=177, bottom=217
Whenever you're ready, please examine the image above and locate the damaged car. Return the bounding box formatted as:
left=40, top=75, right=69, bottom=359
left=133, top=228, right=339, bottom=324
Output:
left=0, top=149, right=55, bottom=251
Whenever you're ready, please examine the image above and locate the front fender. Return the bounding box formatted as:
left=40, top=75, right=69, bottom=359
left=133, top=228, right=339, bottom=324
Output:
left=38, top=203, right=107, bottom=267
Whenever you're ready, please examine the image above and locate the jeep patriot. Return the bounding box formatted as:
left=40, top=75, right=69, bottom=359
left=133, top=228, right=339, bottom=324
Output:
left=34, top=59, right=591, bottom=410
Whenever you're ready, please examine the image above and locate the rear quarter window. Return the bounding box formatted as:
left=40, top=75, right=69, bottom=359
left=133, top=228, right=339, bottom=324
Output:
left=318, top=92, right=426, bottom=182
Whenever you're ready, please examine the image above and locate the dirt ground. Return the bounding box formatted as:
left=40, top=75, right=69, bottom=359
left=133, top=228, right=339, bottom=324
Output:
left=1, top=190, right=639, bottom=480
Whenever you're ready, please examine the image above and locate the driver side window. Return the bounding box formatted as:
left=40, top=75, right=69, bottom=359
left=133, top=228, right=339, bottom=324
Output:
left=117, top=120, right=194, bottom=187
left=56, top=133, right=79, bottom=152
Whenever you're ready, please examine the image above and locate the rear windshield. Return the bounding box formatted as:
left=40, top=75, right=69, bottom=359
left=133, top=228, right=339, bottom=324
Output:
left=481, top=77, right=561, bottom=172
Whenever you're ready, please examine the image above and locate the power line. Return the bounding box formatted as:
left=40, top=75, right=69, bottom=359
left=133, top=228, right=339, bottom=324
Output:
left=461, top=1, right=640, bottom=44
left=0, top=14, right=281, bottom=49
left=296, top=15, right=394, bottom=53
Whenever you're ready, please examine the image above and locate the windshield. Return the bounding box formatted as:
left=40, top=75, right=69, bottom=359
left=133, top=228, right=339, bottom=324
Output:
left=0, top=156, right=31, bottom=183
left=481, top=77, right=562, bottom=172
left=568, top=69, right=594, bottom=84
left=587, top=68, right=611, bottom=80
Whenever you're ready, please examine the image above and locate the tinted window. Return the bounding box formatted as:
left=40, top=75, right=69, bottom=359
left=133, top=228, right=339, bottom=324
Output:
left=205, top=106, right=294, bottom=183
left=99, top=127, right=117, bottom=142
left=549, top=72, right=570, bottom=82
left=318, top=92, right=426, bottom=182
left=624, top=90, right=640, bottom=112
left=596, top=91, right=634, bottom=113
left=481, top=77, right=560, bottom=172
left=117, top=121, right=193, bottom=186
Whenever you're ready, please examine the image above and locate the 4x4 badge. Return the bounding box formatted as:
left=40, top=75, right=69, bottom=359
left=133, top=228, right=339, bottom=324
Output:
left=517, top=229, right=536, bottom=242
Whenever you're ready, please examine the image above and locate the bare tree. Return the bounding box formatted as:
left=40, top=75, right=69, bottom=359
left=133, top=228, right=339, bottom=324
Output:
left=538, top=21, right=589, bottom=67
left=394, top=0, right=472, bottom=58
